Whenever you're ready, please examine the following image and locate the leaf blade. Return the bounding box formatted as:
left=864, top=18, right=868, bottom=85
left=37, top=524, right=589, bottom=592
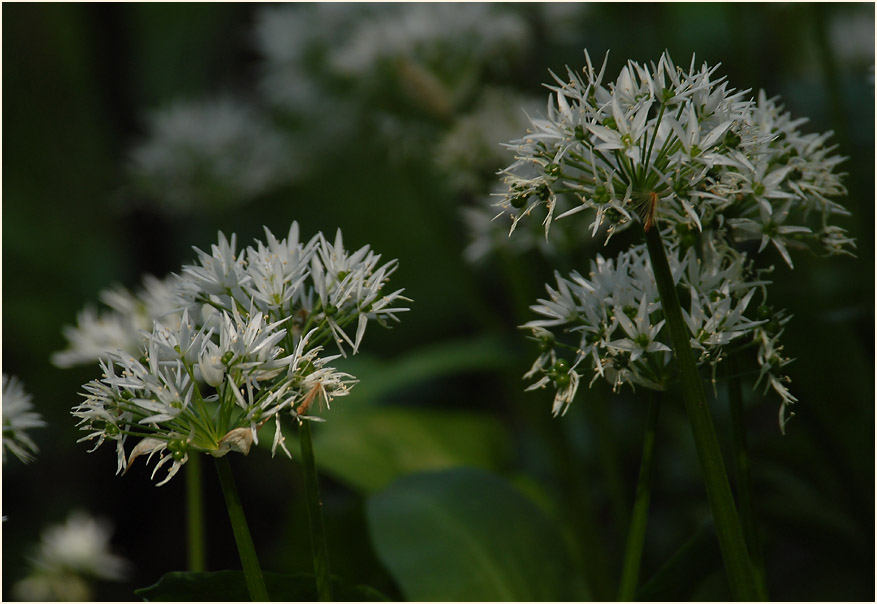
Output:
left=366, top=467, right=590, bottom=601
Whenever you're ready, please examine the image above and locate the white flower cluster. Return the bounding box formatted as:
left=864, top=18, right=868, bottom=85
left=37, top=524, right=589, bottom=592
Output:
left=2, top=374, right=45, bottom=464
left=67, top=223, right=409, bottom=485
left=498, top=51, right=853, bottom=264
left=503, top=51, right=853, bottom=429
left=12, top=511, right=129, bottom=602
left=523, top=242, right=796, bottom=430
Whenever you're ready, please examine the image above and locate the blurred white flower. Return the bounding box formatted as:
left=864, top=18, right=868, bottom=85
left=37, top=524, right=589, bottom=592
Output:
left=52, top=274, right=182, bottom=368
left=254, top=3, right=534, bottom=161
left=128, top=97, right=294, bottom=213
left=828, top=8, right=875, bottom=64
left=437, top=88, right=540, bottom=194
left=255, top=3, right=368, bottom=111
left=12, top=510, right=129, bottom=602
left=330, top=3, right=530, bottom=79
left=2, top=374, right=45, bottom=464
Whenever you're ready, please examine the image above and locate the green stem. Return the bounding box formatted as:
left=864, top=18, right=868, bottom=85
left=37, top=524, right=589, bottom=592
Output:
left=299, top=420, right=333, bottom=601
left=643, top=226, right=762, bottom=601
left=214, top=456, right=269, bottom=602
left=727, top=359, right=768, bottom=598
left=617, top=391, right=661, bottom=601
left=186, top=452, right=206, bottom=572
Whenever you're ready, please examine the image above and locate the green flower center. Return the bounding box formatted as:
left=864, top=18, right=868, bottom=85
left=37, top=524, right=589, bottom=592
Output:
left=593, top=185, right=611, bottom=205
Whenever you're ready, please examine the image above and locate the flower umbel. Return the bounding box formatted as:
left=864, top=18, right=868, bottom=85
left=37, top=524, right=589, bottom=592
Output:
left=70, top=222, right=409, bottom=484
left=503, top=50, right=853, bottom=428
left=498, top=51, right=853, bottom=262
left=522, top=243, right=788, bottom=417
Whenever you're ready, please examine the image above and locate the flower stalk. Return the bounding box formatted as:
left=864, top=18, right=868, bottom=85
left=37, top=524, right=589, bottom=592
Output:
left=617, top=391, right=660, bottom=602
left=644, top=225, right=762, bottom=601
left=727, top=359, right=768, bottom=597
left=215, top=456, right=269, bottom=602
left=299, top=420, right=333, bottom=601
left=186, top=452, right=206, bottom=572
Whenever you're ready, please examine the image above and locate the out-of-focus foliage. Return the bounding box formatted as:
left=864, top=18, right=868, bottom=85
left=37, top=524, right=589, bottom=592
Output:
left=3, top=3, right=873, bottom=601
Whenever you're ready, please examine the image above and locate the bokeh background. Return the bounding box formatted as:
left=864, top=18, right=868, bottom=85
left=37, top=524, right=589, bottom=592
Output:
left=3, top=3, right=874, bottom=601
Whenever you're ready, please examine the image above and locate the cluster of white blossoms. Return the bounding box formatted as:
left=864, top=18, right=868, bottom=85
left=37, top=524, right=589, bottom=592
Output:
left=523, top=241, right=796, bottom=429
left=65, top=223, right=408, bottom=485
left=498, top=51, right=853, bottom=259
left=12, top=511, right=129, bottom=601
left=2, top=375, right=45, bottom=464
left=501, top=51, right=853, bottom=429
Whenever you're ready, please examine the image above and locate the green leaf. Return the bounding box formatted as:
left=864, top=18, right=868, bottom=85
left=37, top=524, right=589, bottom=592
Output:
left=135, top=570, right=389, bottom=602
left=312, top=407, right=511, bottom=492
left=366, top=467, right=590, bottom=601
left=261, top=336, right=517, bottom=492
left=335, top=335, right=518, bottom=402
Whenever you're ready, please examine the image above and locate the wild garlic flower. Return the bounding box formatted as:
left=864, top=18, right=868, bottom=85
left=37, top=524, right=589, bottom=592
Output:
left=522, top=242, right=795, bottom=426
left=52, top=274, right=182, bottom=368
left=72, top=222, right=409, bottom=485
left=12, top=510, right=129, bottom=602
left=497, top=51, right=853, bottom=264
left=504, top=50, right=853, bottom=430
left=2, top=375, right=45, bottom=464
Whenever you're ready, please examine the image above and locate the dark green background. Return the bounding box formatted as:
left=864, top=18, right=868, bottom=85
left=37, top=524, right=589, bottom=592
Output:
left=3, top=3, right=873, bottom=601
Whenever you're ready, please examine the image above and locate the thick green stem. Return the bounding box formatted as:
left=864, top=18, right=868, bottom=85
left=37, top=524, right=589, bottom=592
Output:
left=727, top=360, right=768, bottom=598
left=215, top=456, right=269, bottom=602
left=299, top=420, right=333, bottom=601
left=617, top=391, right=661, bottom=601
left=643, top=226, right=762, bottom=601
left=186, top=453, right=206, bottom=572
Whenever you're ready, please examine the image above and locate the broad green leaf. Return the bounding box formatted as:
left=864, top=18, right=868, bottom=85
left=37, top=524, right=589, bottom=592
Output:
left=310, top=407, right=512, bottom=492
left=366, top=467, right=590, bottom=601
left=335, top=335, right=519, bottom=402
left=135, top=570, right=389, bottom=602
left=260, top=336, right=517, bottom=492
